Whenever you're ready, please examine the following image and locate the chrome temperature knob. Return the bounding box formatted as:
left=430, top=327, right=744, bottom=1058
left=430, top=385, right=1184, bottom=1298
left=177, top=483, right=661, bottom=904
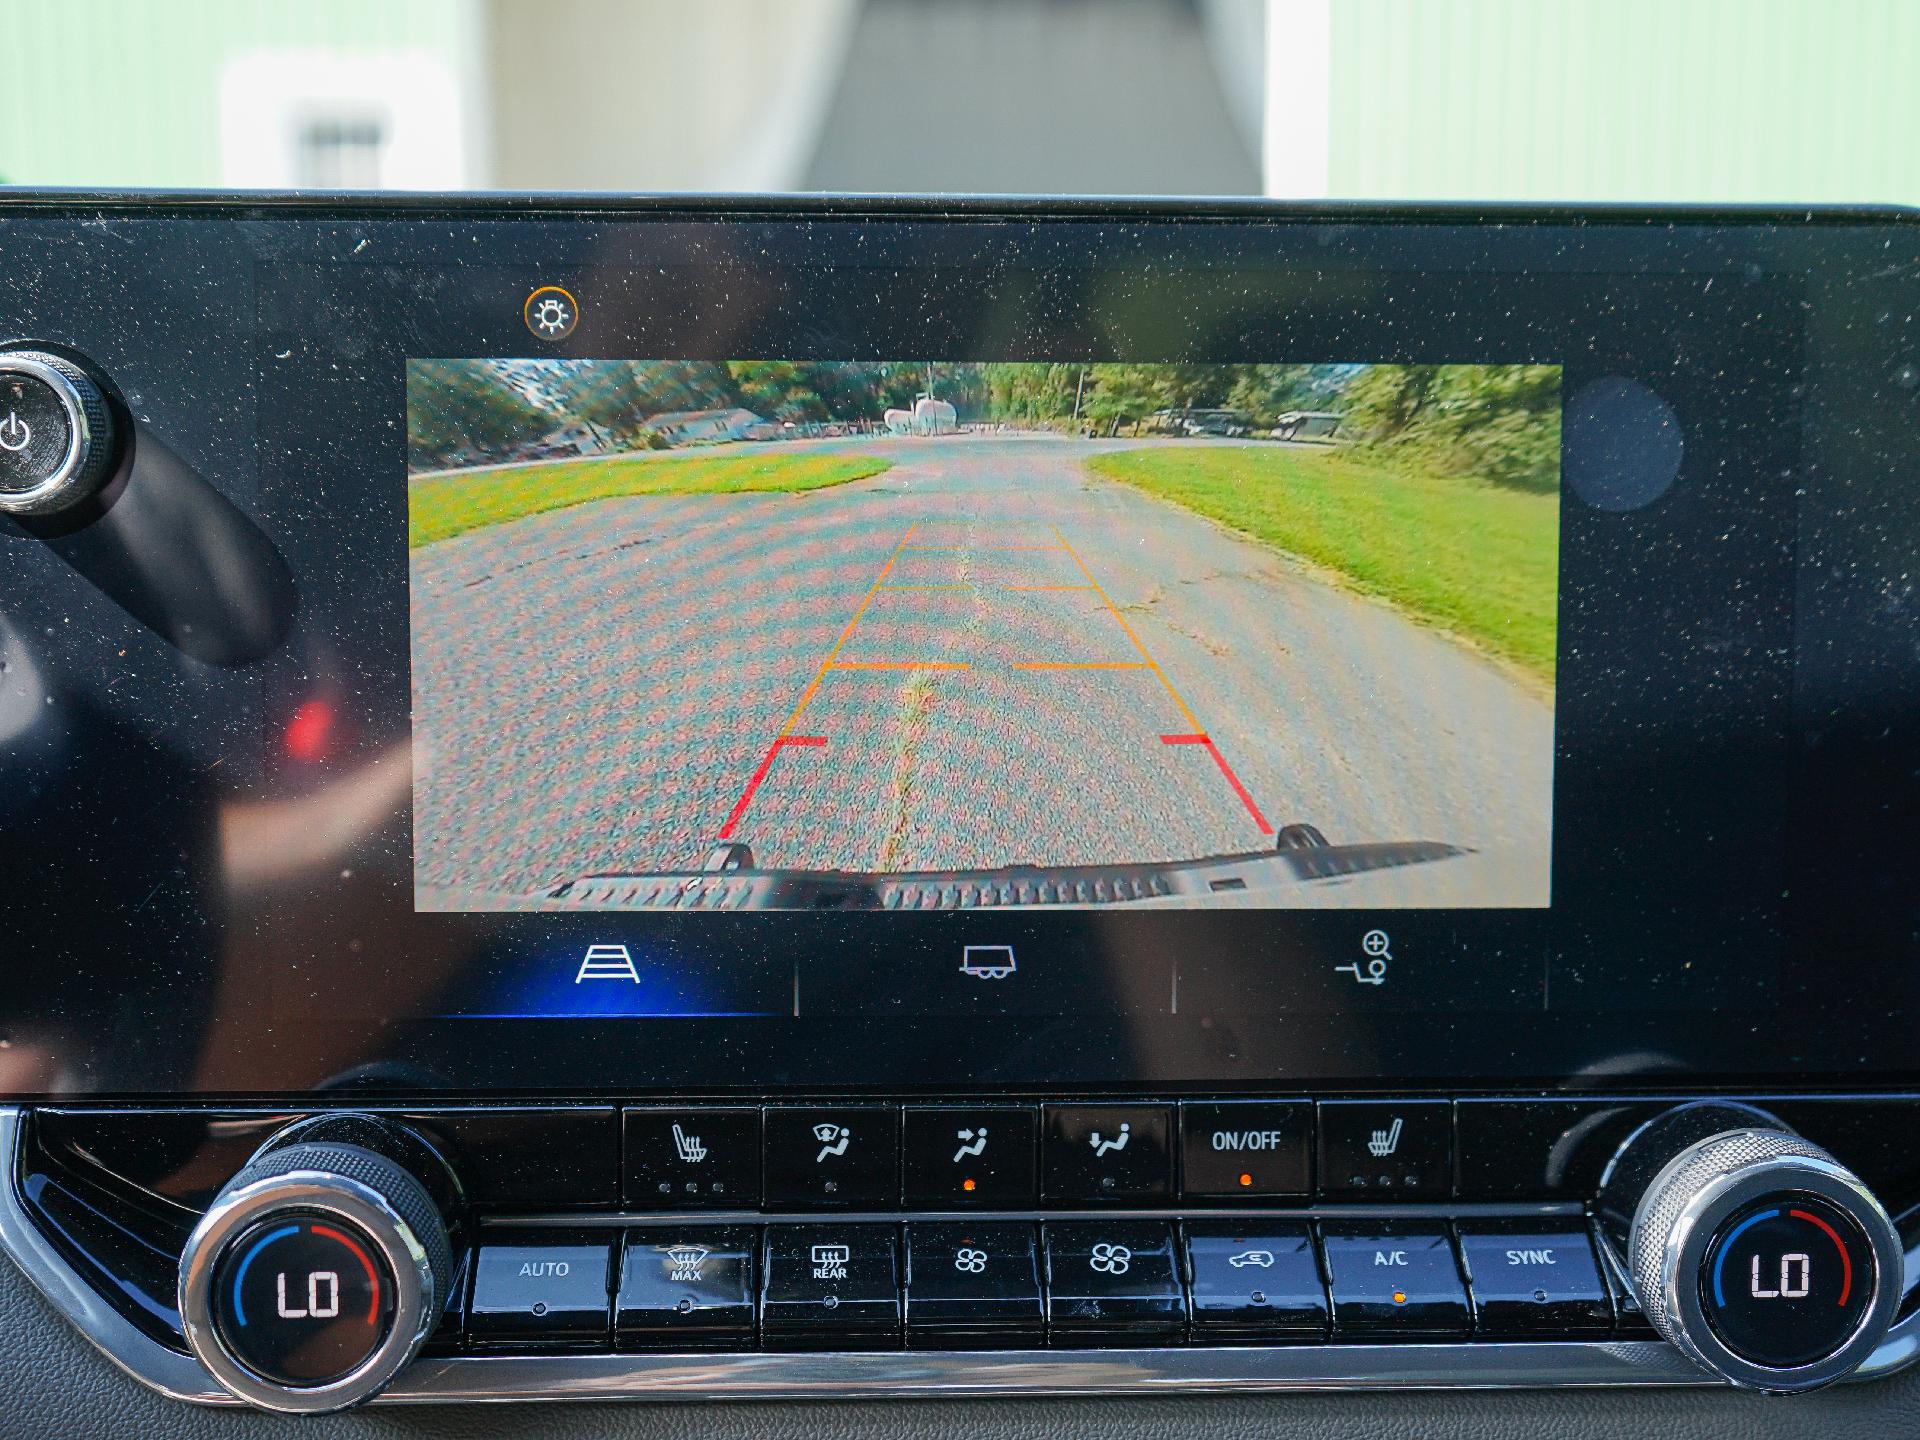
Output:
left=0, top=349, right=117, bottom=517
left=178, top=1140, right=451, bottom=1414
left=1624, top=1126, right=1902, bottom=1392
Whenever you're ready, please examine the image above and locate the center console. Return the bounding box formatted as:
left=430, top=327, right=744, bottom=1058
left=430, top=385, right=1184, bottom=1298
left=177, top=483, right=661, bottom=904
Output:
left=0, top=195, right=1915, bottom=1412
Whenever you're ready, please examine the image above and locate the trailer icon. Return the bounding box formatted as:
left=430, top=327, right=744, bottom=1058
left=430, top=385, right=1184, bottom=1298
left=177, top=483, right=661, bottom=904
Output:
left=960, top=945, right=1017, bottom=980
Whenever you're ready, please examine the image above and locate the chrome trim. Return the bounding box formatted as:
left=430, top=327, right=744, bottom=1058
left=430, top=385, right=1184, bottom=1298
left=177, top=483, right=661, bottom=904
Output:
left=0, top=352, right=92, bottom=515
left=2, top=1108, right=1915, bottom=1407
left=0, top=1110, right=226, bottom=1402
left=489, top=1201, right=1590, bottom=1227
left=177, top=1164, right=436, bottom=1414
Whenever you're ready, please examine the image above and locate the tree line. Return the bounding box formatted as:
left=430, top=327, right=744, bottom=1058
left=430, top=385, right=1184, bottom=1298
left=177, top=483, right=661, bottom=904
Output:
left=409, top=358, right=1560, bottom=491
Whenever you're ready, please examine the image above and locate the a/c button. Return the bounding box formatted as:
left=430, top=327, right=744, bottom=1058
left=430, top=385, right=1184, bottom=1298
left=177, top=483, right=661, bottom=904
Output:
left=1321, top=1224, right=1470, bottom=1337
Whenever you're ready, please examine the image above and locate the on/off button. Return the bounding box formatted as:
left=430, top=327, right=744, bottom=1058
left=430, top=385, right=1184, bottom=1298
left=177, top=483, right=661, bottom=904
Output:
left=1180, top=1102, right=1311, bottom=1198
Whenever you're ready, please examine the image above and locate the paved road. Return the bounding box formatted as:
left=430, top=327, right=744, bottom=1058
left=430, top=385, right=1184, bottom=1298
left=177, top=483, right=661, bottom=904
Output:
left=411, top=436, right=1553, bottom=907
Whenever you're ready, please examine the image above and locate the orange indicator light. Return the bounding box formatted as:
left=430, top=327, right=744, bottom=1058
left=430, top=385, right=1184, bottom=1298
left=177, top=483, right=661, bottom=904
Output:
left=962, top=1178, right=976, bottom=1192
left=1238, top=1173, right=1253, bottom=1187
left=1392, top=1291, right=1408, bottom=1305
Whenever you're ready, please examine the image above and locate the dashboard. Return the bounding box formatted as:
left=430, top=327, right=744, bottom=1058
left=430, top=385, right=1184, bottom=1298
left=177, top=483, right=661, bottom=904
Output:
left=0, top=195, right=1916, bottom=1426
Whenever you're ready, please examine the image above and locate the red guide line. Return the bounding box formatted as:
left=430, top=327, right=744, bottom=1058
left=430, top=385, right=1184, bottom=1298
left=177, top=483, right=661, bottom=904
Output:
left=309, top=1224, right=382, bottom=1324
left=1789, top=1208, right=1854, bottom=1306
left=1160, top=733, right=1273, bottom=834
left=718, top=737, right=828, bottom=839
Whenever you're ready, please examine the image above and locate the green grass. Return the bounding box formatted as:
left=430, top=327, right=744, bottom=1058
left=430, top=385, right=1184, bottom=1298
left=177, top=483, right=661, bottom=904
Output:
left=1085, top=445, right=1559, bottom=684
left=409, top=450, right=893, bottom=548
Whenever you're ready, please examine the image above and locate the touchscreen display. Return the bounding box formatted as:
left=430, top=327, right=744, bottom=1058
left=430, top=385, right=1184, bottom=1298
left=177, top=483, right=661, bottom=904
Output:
left=407, top=359, right=1559, bottom=912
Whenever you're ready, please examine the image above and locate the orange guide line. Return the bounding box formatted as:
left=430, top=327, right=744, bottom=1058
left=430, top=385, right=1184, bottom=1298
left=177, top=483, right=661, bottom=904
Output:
left=1004, top=584, right=1097, bottom=591
left=1012, top=661, right=1150, bottom=670
left=1052, top=525, right=1203, bottom=731
left=775, top=523, right=919, bottom=736
left=724, top=523, right=929, bottom=838
left=832, top=660, right=971, bottom=670
left=903, top=544, right=1064, bottom=551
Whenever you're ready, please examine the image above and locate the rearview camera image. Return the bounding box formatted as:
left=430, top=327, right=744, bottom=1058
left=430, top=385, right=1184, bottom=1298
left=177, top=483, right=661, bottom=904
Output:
left=408, top=359, right=1559, bottom=910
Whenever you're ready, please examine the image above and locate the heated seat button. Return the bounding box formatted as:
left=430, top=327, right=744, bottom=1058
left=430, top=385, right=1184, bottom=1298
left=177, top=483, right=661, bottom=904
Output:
left=1042, top=1105, right=1172, bottom=1203
left=1318, top=1101, right=1451, bottom=1198
left=903, top=1106, right=1037, bottom=1208
left=1321, top=1224, right=1471, bottom=1337
left=905, top=1222, right=1043, bottom=1344
left=762, top=1224, right=901, bottom=1347
left=1043, top=1221, right=1185, bottom=1342
left=615, top=1227, right=756, bottom=1348
left=764, top=1106, right=899, bottom=1207
left=1181, top=1101, right=1311, bottom=1198
left=1184, top=1223, right=1329, bottom=1337
left=624, top=1108, right=760, bottom=1207
left=1457, top=1224, right=1612, bottom=1337
left=469, top=1239, right=613, bottom=1347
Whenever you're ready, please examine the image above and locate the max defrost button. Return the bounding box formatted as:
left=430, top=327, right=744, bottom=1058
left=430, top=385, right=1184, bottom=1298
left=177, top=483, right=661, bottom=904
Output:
left=469, top=1239, right=612, bottom=1347
left=616, top=1227, right=756, bottom=1348
left=1181, top=1101, right=1311, bottom=1198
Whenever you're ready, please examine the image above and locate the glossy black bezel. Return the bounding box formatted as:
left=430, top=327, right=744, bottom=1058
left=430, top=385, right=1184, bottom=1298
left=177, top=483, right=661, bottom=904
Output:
left=0, top=193, right=1915, bottom=1099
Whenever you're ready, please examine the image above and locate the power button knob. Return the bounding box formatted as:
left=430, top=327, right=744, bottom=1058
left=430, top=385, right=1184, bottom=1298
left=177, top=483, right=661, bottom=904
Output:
left=0, top=349, right=116, bottom=516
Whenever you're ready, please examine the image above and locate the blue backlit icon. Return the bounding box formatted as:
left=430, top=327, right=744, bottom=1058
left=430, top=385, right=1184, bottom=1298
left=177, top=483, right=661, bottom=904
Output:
left=576, top=944, right=641, bottom=983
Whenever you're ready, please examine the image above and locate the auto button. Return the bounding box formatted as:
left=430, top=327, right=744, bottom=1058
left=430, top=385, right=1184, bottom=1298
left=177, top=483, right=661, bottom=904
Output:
left=469, top=1238, right=613, bottom=1348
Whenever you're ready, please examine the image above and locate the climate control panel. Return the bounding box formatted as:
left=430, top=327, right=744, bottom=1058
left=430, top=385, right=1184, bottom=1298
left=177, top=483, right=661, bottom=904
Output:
left=3, top=1096, right=1916, bottom=1411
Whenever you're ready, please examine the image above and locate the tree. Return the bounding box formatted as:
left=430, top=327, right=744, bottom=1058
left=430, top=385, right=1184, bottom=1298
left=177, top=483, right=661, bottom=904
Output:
left=407, top=360, right=557, bottom=469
